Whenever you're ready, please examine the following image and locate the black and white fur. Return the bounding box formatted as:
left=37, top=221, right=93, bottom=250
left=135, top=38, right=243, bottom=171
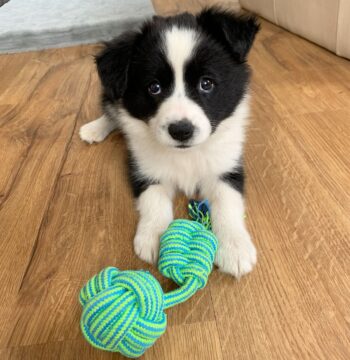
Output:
left=80, top=8, right=260, bottom=277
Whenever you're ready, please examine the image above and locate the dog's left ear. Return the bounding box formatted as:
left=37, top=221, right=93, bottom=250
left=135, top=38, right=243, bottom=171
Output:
left=95, top=31, right=138, bottom=100
left=197, top=8, right=260, bottom=63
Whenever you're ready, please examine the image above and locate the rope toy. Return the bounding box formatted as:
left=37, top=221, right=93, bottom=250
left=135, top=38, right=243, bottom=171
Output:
left=79, top=200, right=217, bottom=358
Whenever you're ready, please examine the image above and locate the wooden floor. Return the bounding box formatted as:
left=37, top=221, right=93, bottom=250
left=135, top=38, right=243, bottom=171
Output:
left=0, top=1, right=349, bottom=359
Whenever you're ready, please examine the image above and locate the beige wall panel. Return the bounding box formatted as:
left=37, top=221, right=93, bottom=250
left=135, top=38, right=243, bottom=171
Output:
left=275, top=0, right=339, bottom=52
left=240, top=0, right=275, bottom=22
left=336, top=0, right=350, bottom=58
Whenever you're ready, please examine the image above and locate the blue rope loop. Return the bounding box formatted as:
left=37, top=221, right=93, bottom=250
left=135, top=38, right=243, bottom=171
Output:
left=188, top=199, right=212, bottom=230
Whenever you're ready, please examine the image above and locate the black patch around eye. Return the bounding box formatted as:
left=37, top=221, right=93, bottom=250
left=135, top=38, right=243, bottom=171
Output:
left=185, top=37, right=250, bottom=130
left=117, top=19, right=175, bottom=122
left=123, top=49, right=174, bottom=121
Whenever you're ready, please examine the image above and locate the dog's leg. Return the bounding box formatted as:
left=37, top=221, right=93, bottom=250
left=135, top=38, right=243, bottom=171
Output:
left=204, top=181, right=256, bottom=278
left=134, top=184, right=173, bottom=264
left=79, top=115, right=118, bottom=144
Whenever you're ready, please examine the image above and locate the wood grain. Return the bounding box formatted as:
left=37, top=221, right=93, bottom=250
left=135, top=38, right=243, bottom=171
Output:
left=0, top=1, right=349, bottom=359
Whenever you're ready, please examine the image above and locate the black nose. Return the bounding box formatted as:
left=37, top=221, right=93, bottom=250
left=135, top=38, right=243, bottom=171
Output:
left=168, top=120, right=194, bottom=142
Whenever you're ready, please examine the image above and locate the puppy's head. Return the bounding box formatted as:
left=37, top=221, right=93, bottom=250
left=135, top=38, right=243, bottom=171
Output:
left=96, top=8, right=259, bottom=149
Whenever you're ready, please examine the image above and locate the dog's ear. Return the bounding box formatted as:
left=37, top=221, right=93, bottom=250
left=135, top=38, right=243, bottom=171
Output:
left=95, top=32, right=138, bottom=100
left=197, top=8, right=260, bottom=63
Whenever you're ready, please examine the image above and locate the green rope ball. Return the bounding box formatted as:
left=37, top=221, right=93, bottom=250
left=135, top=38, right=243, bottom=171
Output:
left=79, top=200, right=218, bottom=358
left=159, top=219, right=217, bottom=290
left=79, top=268, right=166, bottom=357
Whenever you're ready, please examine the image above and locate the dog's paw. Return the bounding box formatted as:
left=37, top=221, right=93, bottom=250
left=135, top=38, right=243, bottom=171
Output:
left=134, top=229, right=160, bottom=265
left=79, top=118, right=111, bottom=144
left=215, top=230, right=256, bottom=278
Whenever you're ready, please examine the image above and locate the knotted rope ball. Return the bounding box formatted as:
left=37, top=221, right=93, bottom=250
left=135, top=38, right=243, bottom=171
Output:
left=159, top=219, right=217, bottom=304
left=79, top=200, right=218, bottom=358
left=79, top=268, right=167, bottom=358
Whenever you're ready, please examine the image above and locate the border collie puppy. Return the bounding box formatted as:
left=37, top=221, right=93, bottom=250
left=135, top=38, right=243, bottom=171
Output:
left=80, top=8, right=259, bottom=277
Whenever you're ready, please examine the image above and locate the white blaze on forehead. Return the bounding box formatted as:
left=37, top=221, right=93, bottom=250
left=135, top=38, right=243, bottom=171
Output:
left=164, top=26, right=198, bottom=95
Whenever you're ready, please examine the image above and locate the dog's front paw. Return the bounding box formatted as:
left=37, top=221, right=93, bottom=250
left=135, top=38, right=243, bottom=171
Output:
left=79, top=117, right=111, bottom=144
left=134, top=229, right=160, bottom=265
left=215, top=229, right=256, bottom=278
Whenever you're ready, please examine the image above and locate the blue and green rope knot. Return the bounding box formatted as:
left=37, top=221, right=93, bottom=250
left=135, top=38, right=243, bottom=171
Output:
left=79, top=200, right=218, bottom=358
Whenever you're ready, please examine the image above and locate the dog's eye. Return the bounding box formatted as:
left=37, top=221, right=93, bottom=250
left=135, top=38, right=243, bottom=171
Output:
left=199, top=77, right=214, bottom=93
left=148, top=81, right=162, bottom=95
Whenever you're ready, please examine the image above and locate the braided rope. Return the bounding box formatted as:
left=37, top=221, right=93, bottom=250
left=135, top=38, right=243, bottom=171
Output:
left=159, top=219, right=217, bottom=309
left=79, top=200, right=217, bottom=358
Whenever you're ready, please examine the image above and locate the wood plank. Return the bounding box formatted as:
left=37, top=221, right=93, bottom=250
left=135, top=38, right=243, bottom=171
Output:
left=0, top=46, right=96, bottom=346
left=1, top=322, right=222, bottom=360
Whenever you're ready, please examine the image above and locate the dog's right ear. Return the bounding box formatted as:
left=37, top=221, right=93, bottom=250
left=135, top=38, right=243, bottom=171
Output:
left=95, top=32, right=138, bottom=101
left=197, top=8, right=260, bottom=63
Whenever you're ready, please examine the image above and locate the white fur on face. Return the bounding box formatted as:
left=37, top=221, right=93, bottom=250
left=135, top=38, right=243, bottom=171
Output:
left=149, top=26, right=212, bottom=148
left=118, top=96, right=250, bottom=196
left=165, top=26, right=196, bottom=95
